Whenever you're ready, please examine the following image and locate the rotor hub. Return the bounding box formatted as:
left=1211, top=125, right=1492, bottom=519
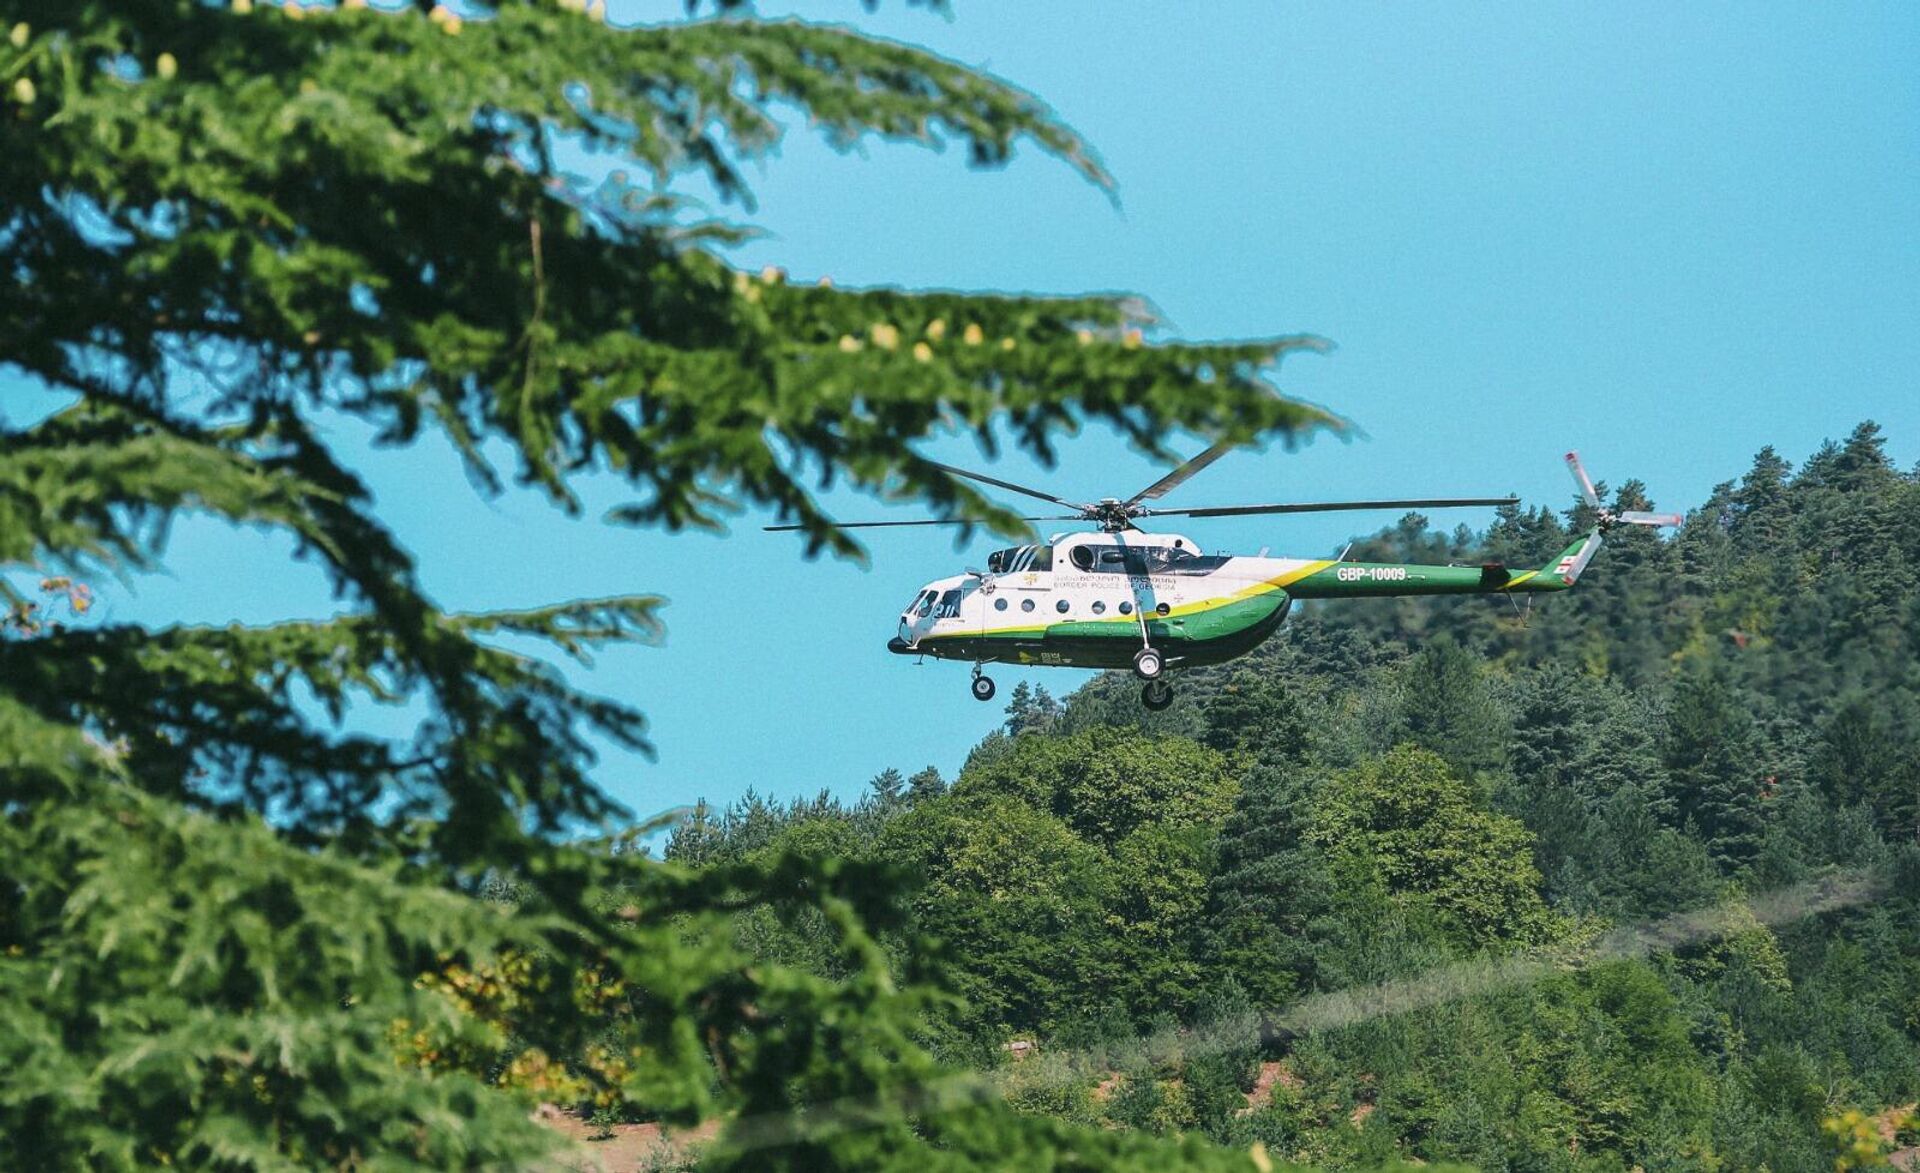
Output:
left=1087, top=500, right=1147, bottom=532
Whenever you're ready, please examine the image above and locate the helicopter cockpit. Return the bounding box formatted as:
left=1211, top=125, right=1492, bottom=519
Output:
left=903, top=586, right=963, bottom=620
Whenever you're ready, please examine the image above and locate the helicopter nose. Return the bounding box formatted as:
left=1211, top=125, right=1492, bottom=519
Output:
left=888, top=635, right=914, bottom=655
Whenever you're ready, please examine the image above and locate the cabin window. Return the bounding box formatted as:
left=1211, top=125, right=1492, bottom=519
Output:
left=1098, top=547, right=1179, bottom=574
left=1056, top=599, right=1070, bottom=613
left=1070, top=546, right=1169, bottom=573
left=1091, top=600, right=1106, bottom=615
left=993, top=597, right=1008, bottom=611
left=1135, top=546, right=1198, bottom=572
left=911, top=591, right=935, bottom=618
left=1021, top=598, right=1036, bottom=612
left=1119, top=601, right=1134, bottom=615
left=987, top=545, right=1053, bottom=573
left=1155, top=602, right=1171, bottom=616
left=934, top=589, right=962, bottom=619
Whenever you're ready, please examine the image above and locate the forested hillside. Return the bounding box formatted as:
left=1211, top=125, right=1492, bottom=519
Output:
left=669, top=425, right=1920, bottom=1171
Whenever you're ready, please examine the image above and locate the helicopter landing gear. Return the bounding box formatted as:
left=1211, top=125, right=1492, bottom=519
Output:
left=970, top=665, right=997, bottom=702
left=1141, top=679, right=1174, bottom=711
left=1132, top=646, right=1165, bottom=680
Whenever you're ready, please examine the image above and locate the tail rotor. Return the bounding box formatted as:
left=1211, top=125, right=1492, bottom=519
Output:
left=1564, top=451, right=1682, bottom=533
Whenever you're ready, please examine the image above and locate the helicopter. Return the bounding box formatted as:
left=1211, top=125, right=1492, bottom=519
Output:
left=768, top=447, right=1678, bottom=710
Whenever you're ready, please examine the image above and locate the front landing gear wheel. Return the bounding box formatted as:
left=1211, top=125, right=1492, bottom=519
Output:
left=1132, top=647, right=1165, bottom=680
left=1141, top=680, right=1174, bottom=711
left=971, top=674, right=997, bottom=702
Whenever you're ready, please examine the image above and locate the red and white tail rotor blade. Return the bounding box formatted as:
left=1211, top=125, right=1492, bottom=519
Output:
left=1564, top=450, right=1602, bottom=510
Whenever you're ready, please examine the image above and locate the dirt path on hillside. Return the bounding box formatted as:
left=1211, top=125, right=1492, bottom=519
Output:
left=534, top=1105, right=720, bottom=1172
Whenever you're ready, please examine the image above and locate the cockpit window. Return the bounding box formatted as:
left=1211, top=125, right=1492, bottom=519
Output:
left=986, top=545, right=1053, bottom=573
left=933, top=589, right=963, bottom=619
left=911, top=591, right=936, bottom=618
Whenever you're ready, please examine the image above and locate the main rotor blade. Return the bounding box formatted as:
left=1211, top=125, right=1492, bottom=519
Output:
left=1157, top=496, right=1519, bottom=520
left=764, top=515, right=1080, bottom=532
left=924, top=461, right=1090, bottom=512
left=1564, top=450, right=1602, bottom=510
left=1617, top=510, right=1682, bottom=527
left=1124, top=439, right=1240, bottom=507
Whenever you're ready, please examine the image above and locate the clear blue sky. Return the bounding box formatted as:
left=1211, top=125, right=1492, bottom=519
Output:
left=6, top=2, right=1917, bottom=823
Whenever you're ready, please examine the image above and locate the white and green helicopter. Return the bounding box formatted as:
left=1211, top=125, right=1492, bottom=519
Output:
left=771, top=448, right=1677, bottom=709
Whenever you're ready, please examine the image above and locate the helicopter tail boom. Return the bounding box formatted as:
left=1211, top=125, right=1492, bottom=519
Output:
left=1279, top=528, right=1606, bottom=600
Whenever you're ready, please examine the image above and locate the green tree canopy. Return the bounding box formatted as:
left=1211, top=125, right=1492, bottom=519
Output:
left=954, top=725, right=1238, bottom=847
left=1200, top=755, right=1336, bottom=1010
left=1308, top=745, right=1561, bottom=951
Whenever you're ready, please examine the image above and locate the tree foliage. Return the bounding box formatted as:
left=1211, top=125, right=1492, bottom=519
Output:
left=0, top=1, right=1343, bottom=1168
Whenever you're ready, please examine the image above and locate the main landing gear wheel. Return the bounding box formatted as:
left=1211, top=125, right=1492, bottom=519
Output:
left=1132, top=647, right=1165, bottom=680
left=971, top=674, right=997, bottom=702
left=1141, top=679, right=1174, bottom=711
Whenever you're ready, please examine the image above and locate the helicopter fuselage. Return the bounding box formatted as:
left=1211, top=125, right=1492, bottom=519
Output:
left=887, top=528, right=1584, bottom=672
